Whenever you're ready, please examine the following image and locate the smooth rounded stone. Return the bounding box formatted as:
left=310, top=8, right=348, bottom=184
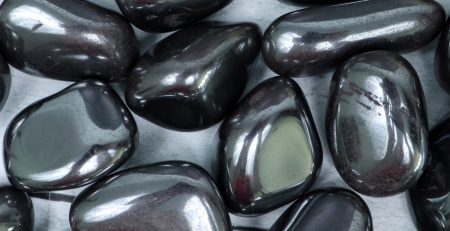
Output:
left=4, top=80, right=138, bottom=192
left=263, top=0, right=445, bottom=76
left=436, top=18, right=450, bottom=94
left=0, top=0, right=138, bottom=82
left=219, top=77, right=322, bottom=214
left=283, top=0, right=359, bottom=4
left=410, top=116, right=450, bottom=231
left=126, top=22, right=261, bottom=131
left=70, top=161, right=231, bottom=231
left=270, top=188, right=372, bottom=231
left=0, top=187, right=33, bottom=231
left=0, top=54, right=10, bottom=111
left=116, top=0, right=232, bottom=33
left=326, top=50, right=428, bottom=197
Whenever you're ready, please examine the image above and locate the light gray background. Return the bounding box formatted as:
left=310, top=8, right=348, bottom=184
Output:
left=0, top=0, right=449, bottom=230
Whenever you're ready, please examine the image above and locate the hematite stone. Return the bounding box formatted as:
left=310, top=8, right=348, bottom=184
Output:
left=4, top=80, right=138, bottom=192
left=0, top=53, right=10, bottom=111
left=262, top=0, right=444, bottom=76
left=219, top=77, right=322, bottom=214
left=0, top=0, right=138, bottom=82
left=116, top=0, right=232, bottom=33
left=0, top=187, right=33, bottom=231
left=270, top=188, right=372, bottom=231
left=283, top=0, right=359, bottom=4
left=326, top=50, right=428, bottom=197
left=436, top=18, right=450, bottom=94
left=410, top=115, right=450, bottom=231
left=70, top=162, right=231, bottom=231
left=125, top=22, right=261, bottom=131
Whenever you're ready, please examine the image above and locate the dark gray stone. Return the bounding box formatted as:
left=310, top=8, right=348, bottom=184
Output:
left=219, top=77, right=322, bottom=214
left=4, top=80, right=138, bottom=192
left=326, top=50, right=428, bottom=196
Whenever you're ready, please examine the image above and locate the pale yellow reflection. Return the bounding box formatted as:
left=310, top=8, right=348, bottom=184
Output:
left=258, top=116, right=313, bottom=192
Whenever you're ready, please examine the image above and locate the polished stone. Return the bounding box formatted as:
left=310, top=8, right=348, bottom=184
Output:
left=270, top=188, right=372, bottom=231
left=70, top=162, right=231, bottom=231
left=0, top=187, right=33, bottom=231
left=4, top=80, right=138, bottom=192
left=126, top=22, right=261, bottom=131
left=284, top=0, right=359, bottom=4
left=0, top=0, right=138, bottom=82
left=410, top=115, right=450, bottom=231
left=116, top=0, right=232, bottom=32
left=263, top=0, right=445, bottom=76
left=0, top=54, right=10, bottom=111
left=219, top=77, right=322, bottom=214
left=326, top=50, right=428, bottom=197
left=436, top=18, right=450, bottom=94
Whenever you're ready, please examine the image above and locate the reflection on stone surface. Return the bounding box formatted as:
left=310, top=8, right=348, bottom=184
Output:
left=270, top=188, right=372, bottom=231
left=70, top=162, right=231, bottom=231
left=0, top=0, right=138, bottom=81
left=327, top=50, right=428, bottom=197
left=116, top=0, right=232, bottom=32
left=0, top=187, right=33, bottom=231
left=126, top=22, right=261, bottom=131
left=219, top=77, right=322, bottom=214
left=436, top=17, right=450, bottom=94
left=263, top=0, right=444, bottom=76
left=410, top=115, right=450, bottom=231
left=4, top=80, right=138, bottom=192
left=0, top=53, right=10, bottom=111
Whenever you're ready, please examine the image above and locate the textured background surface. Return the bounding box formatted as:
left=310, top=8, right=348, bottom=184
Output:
left=0, top=0, right=449, bottom=230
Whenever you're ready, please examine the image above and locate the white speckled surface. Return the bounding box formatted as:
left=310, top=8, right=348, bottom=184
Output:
left=0, top=0, right=449, bottom=230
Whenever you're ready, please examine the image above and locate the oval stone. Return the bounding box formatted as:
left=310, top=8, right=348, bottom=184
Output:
left=262, top=0, right=445, bottom=76
left=410, top=115, right=450, bottom=230
left=436, top=17, right=450, bottom=94
left=70, top=162, right=231, bottom=231
left=219, top=77, right=322, bottom=214
left=284, top=0, right=358, bottom=4
left=125, top=22, right=261, bottom=131
left=326, top=50, right=428, bottom=196
left=0, top=53, right=10, bottom=111
left=270, top=188, right=372, bottom=231
left=4, top=80, right=138, bottom=192
left=0, top=187, right=34, bottom=231
left=116, top=0, right=232, bottom=33
left=0, top=0, right=138, bottom=82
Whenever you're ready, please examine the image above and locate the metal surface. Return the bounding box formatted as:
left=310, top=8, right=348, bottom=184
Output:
left=0, top=0, right=449, bottom=230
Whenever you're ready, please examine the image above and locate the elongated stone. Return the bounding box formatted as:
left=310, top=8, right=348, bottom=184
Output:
left=263, top=0, right=445, bottom=76
left=116, top=0, right=232, bottom=33
left=70, top=162, right=231, bottom=231
left=4, top=80, right=138, bottom=192
left=0, top=187, right=33, bottom=231
left=285, top=0, right=358, bottom=4
left=0, top=0, right=138, bottom=81
left=326, top=50, right=428, bottom=197
left=270, top=188, right=372, bottom=231
left=410, top=115, right=450, bottom=231
left=219, top=77, right=322, bottom=214
left=436, top=18, right=450, bottom=94
left=126, top=22, right=261, bottom=131
left=0, top=53, right=10, bottom=111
